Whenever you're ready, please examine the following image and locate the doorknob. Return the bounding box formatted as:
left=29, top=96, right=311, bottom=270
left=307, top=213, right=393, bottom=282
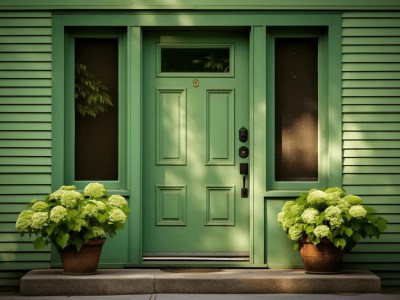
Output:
left=240, top=163, right=248, bottom=198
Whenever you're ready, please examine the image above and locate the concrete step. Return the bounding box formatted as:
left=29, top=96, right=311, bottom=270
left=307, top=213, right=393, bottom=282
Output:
left=20, top=269, right=381, bottom=296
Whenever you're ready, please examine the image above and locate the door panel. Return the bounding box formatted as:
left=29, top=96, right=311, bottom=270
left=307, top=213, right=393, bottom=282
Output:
left=142, top=31, right=249, bottom=261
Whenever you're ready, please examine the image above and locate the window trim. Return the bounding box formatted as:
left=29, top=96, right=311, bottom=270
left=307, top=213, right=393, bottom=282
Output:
left=64, top=29, right=127, bottom=192
left=266, top=29, right=331, bottom=193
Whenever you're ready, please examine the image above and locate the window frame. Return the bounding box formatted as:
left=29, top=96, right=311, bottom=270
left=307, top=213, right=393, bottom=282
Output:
left=64, top=28, right=127, bottom=191
left=266, top=28, right=330, bottom=193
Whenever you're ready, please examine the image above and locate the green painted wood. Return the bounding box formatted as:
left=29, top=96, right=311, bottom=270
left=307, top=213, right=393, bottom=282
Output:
left=343, top=132, right=400, bottom=139
left=0, top=12, right=52, bottom=288
left=343, top=140, right=400, bottom=149
left=343, top=105, right=400, bottom=112
left=0, top=140, right=51, bottom=148
left=342, top=96, right=398, bottom=105
left=342, top=28, right=400, bottom=37
left=0, top=70, right=51, bottom=78
left=343, top=45, right=400, bottom=54
left=344, top=149, right=400, bottom=157
left=344, top=174, right=400, bottom=185
left=344, top=157, right=400, bottom=166
left=343, top=123, right=400, bottom=131
left=343, top=113, right=400, bottom=122
left=343, top=166, right=400, bottom=174
left=0, top=0, right=399, bottom=10
left=343, top=63, right=400, bottom=71
left=342, top=37, right=400, bottom=45
left=142, top=31, right=250, bottom=256
left=343, top=80, right=400, bottom=88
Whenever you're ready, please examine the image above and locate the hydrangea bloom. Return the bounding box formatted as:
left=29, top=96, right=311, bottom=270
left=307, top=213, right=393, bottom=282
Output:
left=326, top=192, right=341, bottom=206
left=329, top=217, right=344, bottom=228
left=50, top=206, right=68, bottom=223
left=30, top=212, right=49, bottom=229
left=282, top=201, right=295, bottom=212
left=306, top=190, right=328, bottom=207
left=82, top=203, right=99, bottom=217
left=313, top=225, right=330, bottom=238
left=337, top=198, right=351, bottom=212
left=92, top=226, right=106, bottom=237
left=325, top=187, right=345, bottom=197
left=343, top=194, right=363, bottom=205
left=301, top=208, right=319, bottom=224
left=73, top=219, right=87, bottom=232
left=32, top=201, right=49, bottom=212
left=16, top=210, right=35, bottom=231
left=108, top=195, right=128, bottom=209
left=84, top=183, right=106, bottom=198
left=49, top=185, right=77, bottom=200
left=349, top=205, right=367, bottom=219
left=325, top=206, right=342, bottom=219
left=89, top=200, right=106, bottom=211
left=289, top=224, right=303, bottom=241
left=290, top=204, right=305, bottom=215
left=60, top=190, right=82, bottom=208
left=109, top=208, right=127, bottom=224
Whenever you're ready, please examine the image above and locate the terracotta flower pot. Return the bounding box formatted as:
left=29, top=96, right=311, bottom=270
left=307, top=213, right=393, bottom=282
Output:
left=60, top=239, right=105, bottom=275
left=300, top=238, right=344, bottom=274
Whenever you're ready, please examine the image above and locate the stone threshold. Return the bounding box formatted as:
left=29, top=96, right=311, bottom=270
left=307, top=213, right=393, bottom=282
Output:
left=20, top=269, right=381, bottom=296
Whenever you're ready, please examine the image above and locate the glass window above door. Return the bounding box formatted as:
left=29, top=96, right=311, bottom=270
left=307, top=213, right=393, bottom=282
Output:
left=158, top=45, right=233, bottom=76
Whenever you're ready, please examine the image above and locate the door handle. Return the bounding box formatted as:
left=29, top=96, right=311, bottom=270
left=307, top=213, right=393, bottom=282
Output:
left=240, top=163, right=248, bottom=198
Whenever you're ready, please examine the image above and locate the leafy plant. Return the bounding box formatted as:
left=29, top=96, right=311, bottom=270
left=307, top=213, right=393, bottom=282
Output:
left=75, top=63, right=113, bottom=118
left=16, top=183, right=129, bottom=251
left=277, top=187, right=387, bottom=252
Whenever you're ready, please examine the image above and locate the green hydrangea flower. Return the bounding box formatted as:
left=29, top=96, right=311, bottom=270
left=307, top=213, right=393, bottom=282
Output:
left=301, top=208, right=319, bottom=224
left=306, top=190, right=328, bottom=207
left=50, top=206, right=68, bottom=223
left=326, top=192, right=341, bottom=206
left=289, top=224, right=303, bottom=241
left=73, top=219, right=86, bottom=232
left=329, top=217, right=344, bottom=228
left=349, top=205, right=367, bottom=219
left=32, top=201, right=49, bottom=212
left=92, top=226, right=106, bottom=237
left=16, top=210, right=34, bottom=231
left=325, top=206, right=342, bottom=219
left=337, top=198, right=351, bottom=213
left=277, top=211, right=285, bottom=224
left=30, top=212, right=49, bottom=229
left=343, top=194, right=363, bottom=205
left=89, top=200, right=106, bottom=211
left=60, top=190, right=82, bottom=208
left=82, top=203, right=99, bottom=217
left=313, top=225, right=330, bottom=238
left=325, top=187, right=345, bottom=197
left=84, top=182, right=106, bottom=198
left=108, top=208, right=127, bottom=224
left=108, top=195, right=128, bottom=209
left=282, top=201, right=295, bottom=212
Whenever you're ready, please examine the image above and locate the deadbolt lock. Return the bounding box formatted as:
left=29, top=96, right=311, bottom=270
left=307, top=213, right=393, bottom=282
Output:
left=239, top=146, right=249, bottom=158
left=239, top=127, right=248, bottom=143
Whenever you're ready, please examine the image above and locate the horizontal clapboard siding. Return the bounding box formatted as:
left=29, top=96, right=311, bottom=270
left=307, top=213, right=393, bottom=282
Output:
left=342, top=12, right=400, bottom=287
left=0, top=11, right=52, bottom=289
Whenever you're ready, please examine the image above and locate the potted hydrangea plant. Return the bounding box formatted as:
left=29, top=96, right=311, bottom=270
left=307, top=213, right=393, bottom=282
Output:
left=277, top=187, right=387, bottom=274
left=15, top=183, right=129, bottom=274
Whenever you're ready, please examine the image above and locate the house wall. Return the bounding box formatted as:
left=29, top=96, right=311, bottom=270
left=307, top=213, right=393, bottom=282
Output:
left=341, top=11, right=400, bottom=287
left=0, top=12, right=52, bottom=288
left=0, top=6, right=399, bottom=289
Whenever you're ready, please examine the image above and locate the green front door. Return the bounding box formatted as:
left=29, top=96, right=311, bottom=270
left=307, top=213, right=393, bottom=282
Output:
left=142, top=31, right=250, bottom=262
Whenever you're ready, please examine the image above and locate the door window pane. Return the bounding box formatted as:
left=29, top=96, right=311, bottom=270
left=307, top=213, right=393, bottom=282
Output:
left=74, top=38, right=119, bottom=180
left=275, top=38, right=318, bottom=181
left=160, top=47, right=230, bottom=73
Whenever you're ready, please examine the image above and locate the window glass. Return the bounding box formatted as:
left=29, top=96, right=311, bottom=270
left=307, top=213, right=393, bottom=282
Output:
left=275, top=38, right=318, bottom=181
left=160, top=47, right=230, bottom=73
left=74, top=38, right=119, bottom=180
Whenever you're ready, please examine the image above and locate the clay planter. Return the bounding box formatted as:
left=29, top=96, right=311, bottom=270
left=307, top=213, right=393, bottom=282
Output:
left=300, top=238, right=344, bottom=274
left=60, top=239, right=105, bottom=275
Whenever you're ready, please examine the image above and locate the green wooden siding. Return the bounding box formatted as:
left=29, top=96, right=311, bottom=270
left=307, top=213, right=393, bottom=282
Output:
left=342, top=12, right=400, bottom=287
left=0, top=12, right=52, bottom=288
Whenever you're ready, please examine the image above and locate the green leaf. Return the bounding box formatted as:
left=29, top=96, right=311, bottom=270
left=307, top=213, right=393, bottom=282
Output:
left=33, top=237, right=46, bottom=250
left=345, top=227, right=353, bottom=237
left=305, top=224, right=314, bottom=234
left=56, top=232, right=70, bottom=249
